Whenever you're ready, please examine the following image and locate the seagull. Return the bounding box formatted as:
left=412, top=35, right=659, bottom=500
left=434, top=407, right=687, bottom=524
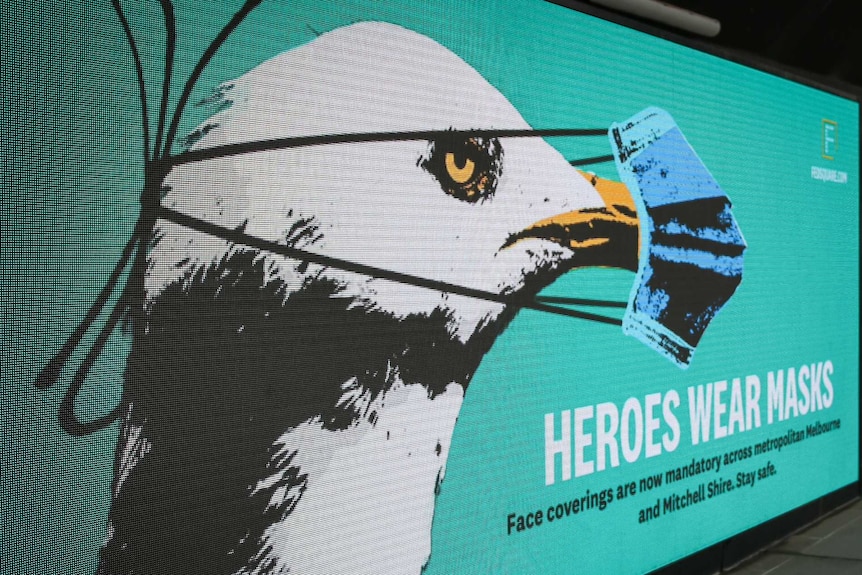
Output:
left=97, top=21, right=638, bottom=575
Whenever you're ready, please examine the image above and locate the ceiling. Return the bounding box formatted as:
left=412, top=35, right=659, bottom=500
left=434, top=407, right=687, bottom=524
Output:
left=592, top=0, right=862, bottom=95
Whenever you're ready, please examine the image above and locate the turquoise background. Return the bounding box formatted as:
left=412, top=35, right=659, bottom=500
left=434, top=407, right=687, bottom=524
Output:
left=1, top=1, right=858, bottom=574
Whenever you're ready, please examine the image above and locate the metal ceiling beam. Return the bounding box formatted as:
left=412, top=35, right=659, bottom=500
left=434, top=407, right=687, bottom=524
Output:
left=588, top=0, right=721, bottom=37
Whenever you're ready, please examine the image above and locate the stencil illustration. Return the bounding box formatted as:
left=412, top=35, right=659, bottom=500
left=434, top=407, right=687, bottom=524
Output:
left=35, top=4, right=745, bottom=574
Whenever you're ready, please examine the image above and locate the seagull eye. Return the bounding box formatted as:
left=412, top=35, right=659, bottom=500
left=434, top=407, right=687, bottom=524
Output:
left=445, top=152, right=475, bottom=184
left=421, top=133, right=503, bottom=203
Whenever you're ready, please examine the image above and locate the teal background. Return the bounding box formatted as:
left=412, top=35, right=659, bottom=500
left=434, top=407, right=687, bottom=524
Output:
left=1, top=1, right=858, bottom=574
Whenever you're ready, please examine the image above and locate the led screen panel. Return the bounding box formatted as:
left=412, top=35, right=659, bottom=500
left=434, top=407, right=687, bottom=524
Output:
left=2, top=1, right=859, bottom=574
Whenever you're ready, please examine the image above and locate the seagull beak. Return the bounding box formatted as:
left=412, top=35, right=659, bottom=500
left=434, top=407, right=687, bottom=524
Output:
left=507, top=171, right=640, bottom=271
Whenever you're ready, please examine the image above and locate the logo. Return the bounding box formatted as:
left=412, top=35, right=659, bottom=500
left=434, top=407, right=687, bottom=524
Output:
left=812, top=119, right=847, bottom=184
left=821, top=119, right=838, bottom=160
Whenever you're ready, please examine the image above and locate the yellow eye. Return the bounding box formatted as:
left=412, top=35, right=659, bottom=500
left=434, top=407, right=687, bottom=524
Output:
left=444, top=152, right=475, bottom=184
left=421, top=135, right=502, bottom=203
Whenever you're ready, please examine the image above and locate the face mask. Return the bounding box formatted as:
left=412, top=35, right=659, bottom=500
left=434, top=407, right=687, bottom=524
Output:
left=612, top=107, right=747, bottom=368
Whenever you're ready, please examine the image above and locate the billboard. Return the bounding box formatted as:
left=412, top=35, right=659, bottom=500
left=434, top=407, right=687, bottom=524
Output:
left=2, top=1, right=859, bottom=574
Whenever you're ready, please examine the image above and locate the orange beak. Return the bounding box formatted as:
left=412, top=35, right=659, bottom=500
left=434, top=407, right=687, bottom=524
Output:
left=512, top=170, right=640, bottom=271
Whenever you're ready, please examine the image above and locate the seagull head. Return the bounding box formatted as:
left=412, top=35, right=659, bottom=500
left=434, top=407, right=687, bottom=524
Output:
left=152, top=21, right=638, bottom=341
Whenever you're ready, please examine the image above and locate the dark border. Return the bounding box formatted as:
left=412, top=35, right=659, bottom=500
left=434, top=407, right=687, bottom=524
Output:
left=544, top=0, right=860, bottom=102
left=647, top=484, right=860, bottom=575
left=544, top=2, right=862, bottom=574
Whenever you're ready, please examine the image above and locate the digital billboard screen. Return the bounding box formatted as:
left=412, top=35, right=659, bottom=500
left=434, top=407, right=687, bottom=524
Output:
left=2, top=1, right=859, bottom=574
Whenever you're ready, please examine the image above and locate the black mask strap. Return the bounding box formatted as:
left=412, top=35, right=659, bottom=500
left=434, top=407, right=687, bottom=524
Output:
left=157, top=205, right=626, bottom=325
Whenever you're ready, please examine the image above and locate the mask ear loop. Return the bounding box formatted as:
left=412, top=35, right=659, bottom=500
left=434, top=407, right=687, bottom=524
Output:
left=168, top=128, right=611, bottom=167
left=569, top=153, right=615, bottom=167
left=535, top=295, right=627, bottom=309
left=30, top=0, right=181, bottom=432
left=155, top=204, right=626, bottom=325
left=34, top=235, right=138, bottom=394
left=162, top=0, right=263, bottom=159
left=56, top=273, right=135, bottom=436
left=33, top=0, right=158, bottom=434
left=32, top=0, right=273, bottom=435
